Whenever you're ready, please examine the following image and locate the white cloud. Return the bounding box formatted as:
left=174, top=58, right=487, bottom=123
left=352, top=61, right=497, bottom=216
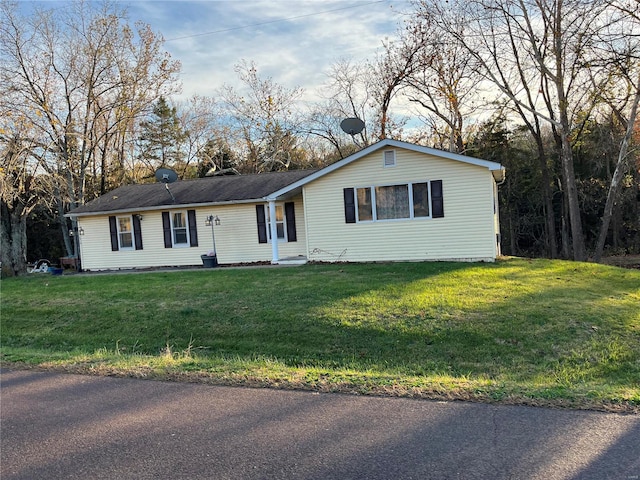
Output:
left=125, top=0, right=405, bottom=102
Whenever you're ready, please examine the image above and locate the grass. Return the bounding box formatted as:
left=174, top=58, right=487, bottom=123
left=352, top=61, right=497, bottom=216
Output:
left=1, top=258, right=639, bottom=412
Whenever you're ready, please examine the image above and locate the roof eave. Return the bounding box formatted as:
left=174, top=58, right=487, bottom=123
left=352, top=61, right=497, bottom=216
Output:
left=65, top=197, right=265, bottom=218
left=266, top=138, right=505, bottom=200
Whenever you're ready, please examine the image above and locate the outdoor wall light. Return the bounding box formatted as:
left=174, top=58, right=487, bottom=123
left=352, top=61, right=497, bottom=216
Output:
left=135, top=214, right=144, bottom=221
left=79, top=227, right=84, bottom=236
left=205, top=215, right=220, bottom=226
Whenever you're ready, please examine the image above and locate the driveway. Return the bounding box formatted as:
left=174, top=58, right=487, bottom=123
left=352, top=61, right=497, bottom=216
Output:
left=1, top=368, right=638, bottom=479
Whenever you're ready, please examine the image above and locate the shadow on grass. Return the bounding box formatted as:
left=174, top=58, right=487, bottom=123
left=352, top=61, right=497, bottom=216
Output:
left=2, top=259, right=639, bottom=404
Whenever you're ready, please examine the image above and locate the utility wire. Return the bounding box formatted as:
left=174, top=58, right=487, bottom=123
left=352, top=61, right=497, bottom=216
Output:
left=165, top=0, right=387, bottom=42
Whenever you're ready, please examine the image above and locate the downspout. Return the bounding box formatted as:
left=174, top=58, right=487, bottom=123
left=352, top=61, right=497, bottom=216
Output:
left=268, top=200, right=279, bottom=264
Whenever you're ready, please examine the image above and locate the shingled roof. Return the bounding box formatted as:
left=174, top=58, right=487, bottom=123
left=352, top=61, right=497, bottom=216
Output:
left=69, top=169, right=317, bottom=216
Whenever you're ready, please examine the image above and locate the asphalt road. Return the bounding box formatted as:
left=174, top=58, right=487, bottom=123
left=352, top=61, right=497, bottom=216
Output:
left=1, top=368, right=639, bottom=480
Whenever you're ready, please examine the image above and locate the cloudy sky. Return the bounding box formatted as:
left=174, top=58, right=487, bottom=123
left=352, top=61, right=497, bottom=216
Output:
left=127, top=0, right=406, bottom=102
left=19, top=0, right=408, bottom=103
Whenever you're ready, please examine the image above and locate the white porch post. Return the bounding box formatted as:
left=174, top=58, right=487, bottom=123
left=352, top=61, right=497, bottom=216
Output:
left=268, top=200, right=279, bottom=264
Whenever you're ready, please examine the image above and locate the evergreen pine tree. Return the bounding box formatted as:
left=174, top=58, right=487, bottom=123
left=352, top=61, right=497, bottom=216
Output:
left=138, top=97, right=187, bottom=169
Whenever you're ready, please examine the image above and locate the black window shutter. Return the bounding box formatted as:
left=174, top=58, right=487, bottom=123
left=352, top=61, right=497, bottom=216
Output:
left=344, top=188, right=356, bottom=223
left=188, top=209, right=198, bottom=247
left=109, top=216, right=119, bottom=251
left=162, top=211, right=172, bottom=248
left=133, top=215, right=143, bottom=250
left=431, top=180, right=444, bottom=218
left=256, top=205, right=268, bottom=244
left=284, top=202, right=297, bottom=242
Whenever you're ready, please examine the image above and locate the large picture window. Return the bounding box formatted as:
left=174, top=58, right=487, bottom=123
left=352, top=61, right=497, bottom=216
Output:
left=352, top=182, right=435, bottom=222
left=376, top=184, right=410, bottom=220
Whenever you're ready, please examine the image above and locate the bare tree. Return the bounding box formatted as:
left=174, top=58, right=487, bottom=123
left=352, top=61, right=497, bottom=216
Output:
left=411, top=0, right=624, bottom=261
left=367, top=36, right=422, bottom=141
left=175, top=95, right=227, bottom=178
left=219, top=60, right=305, bottom=173
left=0, top=130, right=48, bottom=276
left=593, top=1, right=640, bottom=261
left=432, top=1, right=560, bottom=256
left=0, top=0, right=180, bottom=272
left=398, top=9, right=486, bottom=153
left=306, top=59, right=377, bottom=157
left=305, top=103, right=356, bottom=160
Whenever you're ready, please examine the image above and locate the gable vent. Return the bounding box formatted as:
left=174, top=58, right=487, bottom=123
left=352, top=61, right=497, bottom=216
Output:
left=383, top=150, right=396, bottom=167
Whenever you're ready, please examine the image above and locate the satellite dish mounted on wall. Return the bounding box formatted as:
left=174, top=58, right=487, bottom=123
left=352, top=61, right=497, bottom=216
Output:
left=155, top=167, right=178, bottom=203
left=340, top=117, right=365, bottom=136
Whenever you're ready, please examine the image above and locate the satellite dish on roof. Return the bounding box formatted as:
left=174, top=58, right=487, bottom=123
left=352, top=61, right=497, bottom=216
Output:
left=155, top=168, right=178, bottom=184
left=155, top=167, right=177, bottom=203
left=340, top=117, right=365, bottom=136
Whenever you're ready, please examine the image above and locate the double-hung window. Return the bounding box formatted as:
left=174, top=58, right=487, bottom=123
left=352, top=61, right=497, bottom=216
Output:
left=412, top=182, right=430, bottom=218
left=357, top=188, right=373, bottom=221
left=171, top=211, right=189, bottom=246
left=354, top=182, right=433, bottom=222
left=161, top=210, right=198, bottom=249
left=109, top=214, right=143, bottom=251
left=117, top=216, right=134, bottom=249
left=255, top=202, right=297, bottom=244
left=266, top=204, right=286, bottom=241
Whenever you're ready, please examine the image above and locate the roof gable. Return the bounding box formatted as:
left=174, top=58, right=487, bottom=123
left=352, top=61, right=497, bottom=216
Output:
left=266, top=139, right=505, bottom=200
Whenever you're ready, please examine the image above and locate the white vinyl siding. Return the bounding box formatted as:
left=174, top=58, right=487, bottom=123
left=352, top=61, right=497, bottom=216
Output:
left=78, top=195, right=307, bottom=271
left=302, top=147, right=499, bottom=263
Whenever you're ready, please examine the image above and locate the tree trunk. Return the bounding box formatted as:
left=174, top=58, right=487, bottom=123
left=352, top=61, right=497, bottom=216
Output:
left=557, top=177, right=571, bottom=259
left=593, top=87, right=640, bottom=262
left=0, top=201, right=28, bottom=277
left=534, top=138, right=558, bottom=258
left=559, top=128, right=587, bottom=261
left=509, top=215, right=517, bottom=256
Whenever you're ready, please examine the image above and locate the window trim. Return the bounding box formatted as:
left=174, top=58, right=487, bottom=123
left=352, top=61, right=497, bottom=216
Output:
left=116, top=215, right=135, bottom=250
left=355, top=181, right=433, bottom=223
left=170, top=211, right=190, bottom=247
left=264, top=203, right=287, bottom=243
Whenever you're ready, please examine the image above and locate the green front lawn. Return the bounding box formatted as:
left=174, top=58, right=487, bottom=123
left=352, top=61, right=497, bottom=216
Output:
left=1, top=258, right=639, bottom=411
